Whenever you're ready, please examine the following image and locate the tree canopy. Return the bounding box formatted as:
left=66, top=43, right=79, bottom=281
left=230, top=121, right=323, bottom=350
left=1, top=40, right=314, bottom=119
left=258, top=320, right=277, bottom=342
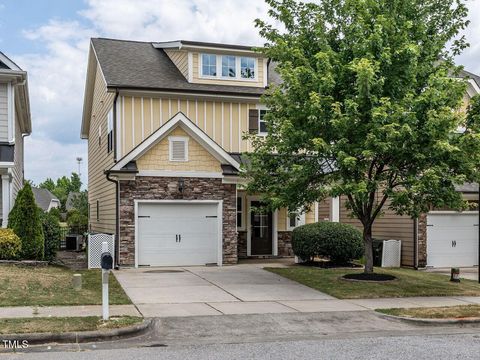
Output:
left=246, top=0, right=480, bottom=272
left=38, top=173, right=82, bottom=211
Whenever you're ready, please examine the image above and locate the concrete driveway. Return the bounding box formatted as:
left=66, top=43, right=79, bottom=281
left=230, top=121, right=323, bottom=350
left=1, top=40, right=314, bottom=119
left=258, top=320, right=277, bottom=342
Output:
left=114, top=263, right=335, bottom=317
left=425, top=267, right=479, bottom=281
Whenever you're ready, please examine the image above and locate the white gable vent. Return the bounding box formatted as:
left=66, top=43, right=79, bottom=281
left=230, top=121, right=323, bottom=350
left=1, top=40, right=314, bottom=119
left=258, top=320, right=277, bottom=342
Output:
left=169, top=136, right=189, bottom=161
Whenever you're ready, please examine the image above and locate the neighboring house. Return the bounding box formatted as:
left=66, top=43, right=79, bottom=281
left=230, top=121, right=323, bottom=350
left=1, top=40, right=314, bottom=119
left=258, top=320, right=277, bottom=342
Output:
left=81, top=38, right=315, bottom=267
left=0, top=52, right=31, bottom=227
left=319, top=71, right=480, bottom=269
left=66, top=191, right=80, bottom=211
left=32, top=187, right=60, bottom=212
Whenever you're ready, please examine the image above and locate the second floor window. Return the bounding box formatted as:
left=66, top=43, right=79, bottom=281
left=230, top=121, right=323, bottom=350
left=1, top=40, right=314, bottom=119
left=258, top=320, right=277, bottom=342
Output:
left=259, top=109, right=267, bottom=134
left=202, top=54, right=217, bottom=77
left=107, top=109, right=114, bottom=153
left=241, top=57, right=255, bottom=79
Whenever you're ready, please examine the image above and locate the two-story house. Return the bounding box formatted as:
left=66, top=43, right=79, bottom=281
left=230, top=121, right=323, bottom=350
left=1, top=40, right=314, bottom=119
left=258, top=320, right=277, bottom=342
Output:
left=0, top=52, right=31, bottom=227
left=81, top=38, right=317, bottom=267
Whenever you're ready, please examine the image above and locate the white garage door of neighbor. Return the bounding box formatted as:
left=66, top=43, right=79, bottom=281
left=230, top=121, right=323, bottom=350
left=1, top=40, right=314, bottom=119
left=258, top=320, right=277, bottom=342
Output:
left=137, top=202, right=219, bottom=267
left=426, top=213, right=479, bottom=268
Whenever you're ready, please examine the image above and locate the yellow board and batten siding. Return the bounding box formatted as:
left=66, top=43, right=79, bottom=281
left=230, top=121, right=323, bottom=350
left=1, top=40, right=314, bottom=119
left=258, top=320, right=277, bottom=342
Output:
left=119, top=95, right=257, bottom=157
left=87, top=65, right=116, bottom=234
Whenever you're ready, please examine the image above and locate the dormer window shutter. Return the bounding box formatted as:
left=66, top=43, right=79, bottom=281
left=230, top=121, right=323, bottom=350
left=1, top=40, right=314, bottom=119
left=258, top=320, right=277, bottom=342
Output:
left=249, top=109, right=259, bottom=133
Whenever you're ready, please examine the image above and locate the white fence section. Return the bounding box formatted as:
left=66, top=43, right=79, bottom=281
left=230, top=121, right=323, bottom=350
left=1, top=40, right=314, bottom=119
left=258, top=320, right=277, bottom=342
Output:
left=381, top=240, right=402, bottom=267
left=88, top=233, right=115, bottom=269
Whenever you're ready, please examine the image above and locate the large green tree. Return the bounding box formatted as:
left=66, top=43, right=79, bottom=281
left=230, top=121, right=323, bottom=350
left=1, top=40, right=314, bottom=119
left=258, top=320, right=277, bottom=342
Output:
left=246, top=0, right=480, bottom=273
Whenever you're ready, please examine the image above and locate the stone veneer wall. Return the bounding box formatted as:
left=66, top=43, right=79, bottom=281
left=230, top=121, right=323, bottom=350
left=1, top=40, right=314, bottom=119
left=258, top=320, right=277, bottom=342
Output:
left=118, top=176, right=237, bottom=266
left=278, top=231, right=294, bottom=256
left=238, top=231, right=247, bottom=259
left=417, top=213, right=427, bottom=267
left=237, top=230, right=294, bottom=258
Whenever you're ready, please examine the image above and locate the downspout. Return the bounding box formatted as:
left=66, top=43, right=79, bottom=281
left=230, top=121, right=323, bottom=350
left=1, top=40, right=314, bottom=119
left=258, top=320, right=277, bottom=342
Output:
left=413, top=218, right=418, bottom=270
left=106, top=171, right=120, bottom=269
left=106, top=89, right=120, bottom=269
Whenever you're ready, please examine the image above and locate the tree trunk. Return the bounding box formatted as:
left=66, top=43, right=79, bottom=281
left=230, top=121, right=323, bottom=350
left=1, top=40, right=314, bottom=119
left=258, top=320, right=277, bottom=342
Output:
left=363, top=224, right=374, bottom=274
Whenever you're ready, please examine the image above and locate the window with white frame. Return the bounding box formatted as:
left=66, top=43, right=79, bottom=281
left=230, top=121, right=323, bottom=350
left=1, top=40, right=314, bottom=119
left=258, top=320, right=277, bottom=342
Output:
left=240, top=57, right=255, bottom=79
left=201, top=54, right=217, bottom=77
left=259, top=109, right=267, bottom=134
left=200, top=54, right=257, bottom=81
left=169, top=136, right=189, bottom=162
left=237, top=196, right=244, bottom=229
left=107, top=109, right=114, bottom=153
left=287, top=210, right=305, bottom=230
left=222, top=55, right=236, bottom=77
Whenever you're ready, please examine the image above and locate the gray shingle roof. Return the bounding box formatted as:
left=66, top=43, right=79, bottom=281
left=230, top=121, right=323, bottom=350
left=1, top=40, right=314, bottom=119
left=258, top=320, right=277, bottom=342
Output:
left=32, top=187, right=59, bottom=212
left=66, top=192, right=80, bottom=211
left=91, top=38, right=267, bottom=96
left=459, top=69, right=480, bottom=88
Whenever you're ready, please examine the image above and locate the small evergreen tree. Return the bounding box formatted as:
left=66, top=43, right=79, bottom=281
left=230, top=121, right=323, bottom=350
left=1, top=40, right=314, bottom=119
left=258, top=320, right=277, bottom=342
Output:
left=8, top=183, right=45, bottom=260
left=40, top=210, right=61, bottom=262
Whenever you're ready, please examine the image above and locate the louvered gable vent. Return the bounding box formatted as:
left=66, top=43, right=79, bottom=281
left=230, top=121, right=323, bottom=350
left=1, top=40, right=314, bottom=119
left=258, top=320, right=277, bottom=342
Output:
left=169, top=136, right=189, bottom=161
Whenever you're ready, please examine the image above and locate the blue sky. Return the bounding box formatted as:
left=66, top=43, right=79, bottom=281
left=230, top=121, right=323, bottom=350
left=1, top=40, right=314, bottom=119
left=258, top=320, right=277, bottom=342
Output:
left=0, top=0, right=479, bottom=187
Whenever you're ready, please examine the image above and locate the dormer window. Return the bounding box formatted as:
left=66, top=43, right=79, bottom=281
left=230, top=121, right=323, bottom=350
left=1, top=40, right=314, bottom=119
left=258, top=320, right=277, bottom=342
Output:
left=222, top=56, right=236, bottom=77
left=169, top=136, right=189, bottom=162
left=200, top=54, right=257, bottom=81
left=201, top=54, right=217, bottom=77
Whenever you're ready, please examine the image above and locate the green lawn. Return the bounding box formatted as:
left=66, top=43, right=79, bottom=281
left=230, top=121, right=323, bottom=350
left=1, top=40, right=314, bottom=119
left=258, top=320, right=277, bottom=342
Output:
left=266, top=267, right=480, bottom=299
left=378, top=305, right=480, bottom=319
left=0, top=265, right=131, bottom=306
left=0, top=316, right=143, bottom=334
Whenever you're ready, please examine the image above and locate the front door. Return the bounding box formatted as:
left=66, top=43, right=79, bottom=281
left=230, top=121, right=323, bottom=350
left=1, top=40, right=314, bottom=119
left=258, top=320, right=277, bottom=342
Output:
left=250, top=201, right=273, bottom=255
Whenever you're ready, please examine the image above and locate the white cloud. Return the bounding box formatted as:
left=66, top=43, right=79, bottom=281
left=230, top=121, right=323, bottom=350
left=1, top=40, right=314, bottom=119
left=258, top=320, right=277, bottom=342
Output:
left=16, top=0, right=270, bottom=186
left=13, top=0, right=480, bottom=187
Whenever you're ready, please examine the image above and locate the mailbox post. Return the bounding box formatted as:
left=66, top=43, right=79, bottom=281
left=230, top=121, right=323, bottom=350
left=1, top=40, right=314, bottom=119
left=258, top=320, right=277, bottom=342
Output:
left=100, top=242, right=113, bottom=321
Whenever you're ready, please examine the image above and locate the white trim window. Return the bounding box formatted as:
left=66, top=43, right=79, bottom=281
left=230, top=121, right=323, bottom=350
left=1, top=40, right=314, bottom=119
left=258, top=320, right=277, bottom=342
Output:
left=169, top=136, right=189, bottom=162
left=222, top=55, right=236, bottom=78
left=240, top=57, right=255, bottom=79
left=200, top=53, right=257, bottom=82
left=237, top=196, right=244, bottom=230
left=107, top=108, right=114, bottom=153
left=201, top=54, right=217, bottom=77
left=287, top=210, right=305, bottom=230
left=259, top=109, right=267, bottom=135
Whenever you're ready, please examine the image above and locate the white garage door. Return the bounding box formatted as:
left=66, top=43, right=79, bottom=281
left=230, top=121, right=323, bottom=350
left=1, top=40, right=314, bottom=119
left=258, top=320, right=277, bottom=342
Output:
left=427, top=213, right=479, bottom=268
left=137, top=202, right=219, bottom=267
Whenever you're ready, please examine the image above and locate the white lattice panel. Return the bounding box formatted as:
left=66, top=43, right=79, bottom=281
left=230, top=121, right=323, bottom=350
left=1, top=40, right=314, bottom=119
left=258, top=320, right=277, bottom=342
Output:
left=381, top=240, right=401, bottom=267
left=88, top=233, right=115, bottom=269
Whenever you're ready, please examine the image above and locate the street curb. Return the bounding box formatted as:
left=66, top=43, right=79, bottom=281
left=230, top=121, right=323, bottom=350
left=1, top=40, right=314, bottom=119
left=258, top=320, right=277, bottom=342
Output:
left=1, top=318, right=153, bottom=345
left=375, top=311, right=480, bottom=326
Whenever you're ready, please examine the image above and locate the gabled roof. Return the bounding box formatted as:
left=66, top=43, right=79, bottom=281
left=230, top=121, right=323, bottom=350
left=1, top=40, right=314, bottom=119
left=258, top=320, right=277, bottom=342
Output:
left=0, top=51, right=32, bottom=135
left=90, top=38, right=266, bottom=96
left=153, top=40, right=259, bottom=52
left=66, top=192, right=80, bottom=211
left=109, top=112, right=240, bottom=173
left=32, top=187, right=60, bottom=212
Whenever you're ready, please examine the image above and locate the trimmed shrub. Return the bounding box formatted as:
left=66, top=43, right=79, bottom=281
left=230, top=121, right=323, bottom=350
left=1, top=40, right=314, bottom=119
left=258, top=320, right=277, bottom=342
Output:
left=48, top=207, right=62, bottom=222
left=41, top=211, right=62, bottom=262
left=8, top=183, right=45, bottom=260
left=0, top=228, right=21, bottom=260
left=292, top=221, right=363, bottom=264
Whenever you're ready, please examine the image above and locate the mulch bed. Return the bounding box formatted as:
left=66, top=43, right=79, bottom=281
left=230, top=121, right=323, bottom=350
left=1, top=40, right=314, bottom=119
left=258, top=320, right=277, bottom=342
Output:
left=342, top=273, right=396, bottom=282
left=299, top=260, right=362, bottom=269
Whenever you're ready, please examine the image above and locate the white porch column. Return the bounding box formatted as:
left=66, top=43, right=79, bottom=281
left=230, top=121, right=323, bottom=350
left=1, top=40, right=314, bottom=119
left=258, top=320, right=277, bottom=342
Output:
left=1, top=175, right=11, bottom=228
left=330, top=196, right=340, bottom=222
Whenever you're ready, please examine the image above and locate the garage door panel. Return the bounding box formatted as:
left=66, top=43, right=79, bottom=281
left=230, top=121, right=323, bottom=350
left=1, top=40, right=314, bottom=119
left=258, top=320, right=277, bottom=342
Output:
left=427, top=213, right=479, bottom=268
left=137, top=203, right=219, bottom=267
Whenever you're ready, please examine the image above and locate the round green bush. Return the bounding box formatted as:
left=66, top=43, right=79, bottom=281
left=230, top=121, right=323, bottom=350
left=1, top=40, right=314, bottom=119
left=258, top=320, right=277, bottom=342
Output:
left=292, top=221, right=363, bottom=264
left=0, top=228, right=22, bottom=260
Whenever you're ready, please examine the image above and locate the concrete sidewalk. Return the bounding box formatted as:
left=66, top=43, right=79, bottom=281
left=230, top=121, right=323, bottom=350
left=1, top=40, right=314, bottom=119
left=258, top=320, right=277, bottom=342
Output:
left=1, top=296, right=479, bottom=319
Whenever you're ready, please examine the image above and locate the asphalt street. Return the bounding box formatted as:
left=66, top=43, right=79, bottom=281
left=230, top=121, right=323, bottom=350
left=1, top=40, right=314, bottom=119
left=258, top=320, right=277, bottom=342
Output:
left=1, top=333, right=480, bottom=360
